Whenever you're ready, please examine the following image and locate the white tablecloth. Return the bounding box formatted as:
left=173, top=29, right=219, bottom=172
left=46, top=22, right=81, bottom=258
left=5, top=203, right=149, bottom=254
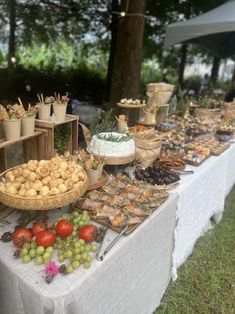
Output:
left=1, top=144, right=235, bottom=313
left=172, top=144, right=235, bottom=280
left=0, top=194, right=178, bottom=314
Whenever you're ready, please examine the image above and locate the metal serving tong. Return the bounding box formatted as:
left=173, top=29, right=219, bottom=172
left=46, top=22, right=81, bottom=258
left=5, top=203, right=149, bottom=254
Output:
left=96, top=218, right=128, bottom=262
left=173, top=170, right=194, bottom=176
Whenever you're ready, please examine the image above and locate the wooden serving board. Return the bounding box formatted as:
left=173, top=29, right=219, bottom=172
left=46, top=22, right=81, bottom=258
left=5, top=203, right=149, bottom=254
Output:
left=184, top=155, right=210, bottom=167
left=211, top=144, right=230, bottom=156
left=87, top=147, right=135, bottom=165
left=75, top=194, right=168, bottom=235
left=154, top=181, right=179, bottom=190
left=117, top=102, right=144, bottom=109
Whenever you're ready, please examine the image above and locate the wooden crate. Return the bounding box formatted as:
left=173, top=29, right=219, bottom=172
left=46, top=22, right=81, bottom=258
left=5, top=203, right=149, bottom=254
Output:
left=35, top=114, right=79, bottom=159
left=0, top=129, right=47, bottom=172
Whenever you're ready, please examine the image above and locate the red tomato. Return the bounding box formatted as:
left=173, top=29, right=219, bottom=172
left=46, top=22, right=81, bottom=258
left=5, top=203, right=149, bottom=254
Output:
left=13, top=228, right=32, bottom=248
left=78, top=225, right=97, bottom=243
left=32, top=221, right=48, bottom=236
left=36, top=230, right=55, bottom=248
left=56, top=219, right=74, bottom=238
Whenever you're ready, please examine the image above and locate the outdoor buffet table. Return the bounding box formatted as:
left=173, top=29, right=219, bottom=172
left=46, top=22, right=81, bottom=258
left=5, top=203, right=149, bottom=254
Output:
left=0, top=194, right=178, bottom=314
left=0, top=143, right=235, bottom=313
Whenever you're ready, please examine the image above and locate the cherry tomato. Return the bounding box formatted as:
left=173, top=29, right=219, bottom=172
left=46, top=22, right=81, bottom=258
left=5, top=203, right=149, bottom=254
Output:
left=36, top=230, right=55, bottom=248
left=32, top=221, right=48, bottom=236
left=13, top=228, right=33, bottom=248
left=78, top=225, right=97, bottom=243
left=56, top=219, right=74, bottom=238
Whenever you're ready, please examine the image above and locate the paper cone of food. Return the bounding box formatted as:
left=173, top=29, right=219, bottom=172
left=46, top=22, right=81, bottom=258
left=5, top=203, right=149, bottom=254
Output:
left=86, top=166, right=103, bottom=184
left=21, top=116, right=35, bottom=136
left=3, top=118, right=21, bottom=141
left=38, top=103, right=51, bottom=120
left=116, top=115, right=128, bottom=133
left=53, top=103, right=67, bottom=122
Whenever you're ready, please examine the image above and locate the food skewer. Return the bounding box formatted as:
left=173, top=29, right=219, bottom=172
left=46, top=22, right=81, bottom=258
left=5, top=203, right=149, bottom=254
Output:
left=173, top=170, right=194, bottom=175
left=17, top=97, right=24, bottom=107
left=37, top=94, right=42, bottom=102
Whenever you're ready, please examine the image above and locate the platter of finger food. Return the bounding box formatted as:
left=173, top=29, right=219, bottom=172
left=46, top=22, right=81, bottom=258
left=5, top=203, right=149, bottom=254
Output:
left=117, top=98, right=144, bottom=108
left=76, top=175, right=168, bottom=235
left=183, top=146, right=210, bottom=166
left=186, top=137, right=230, bottom=156
left=0, top=156, right=88, bottom=210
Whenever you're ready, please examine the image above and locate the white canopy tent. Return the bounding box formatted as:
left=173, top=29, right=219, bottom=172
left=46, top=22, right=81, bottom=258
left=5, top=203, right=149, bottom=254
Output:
left=164, top=0, right=235, bottom=58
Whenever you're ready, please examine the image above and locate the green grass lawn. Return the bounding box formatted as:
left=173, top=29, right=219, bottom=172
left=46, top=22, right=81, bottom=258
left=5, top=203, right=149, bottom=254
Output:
left=155, top=187, right=235, bottom=314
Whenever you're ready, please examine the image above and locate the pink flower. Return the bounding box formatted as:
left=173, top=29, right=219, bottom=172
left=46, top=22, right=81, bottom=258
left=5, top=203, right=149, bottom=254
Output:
left=45, top=261, right=59, bottom=276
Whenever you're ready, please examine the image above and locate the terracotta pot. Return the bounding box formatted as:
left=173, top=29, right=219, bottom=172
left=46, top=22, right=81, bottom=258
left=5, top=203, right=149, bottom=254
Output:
left=53, top=103, right=67, bottom=122
left=38, top=103, right=51, bottom=120
left=21, top=116, right=35, bottom=136
left=3, top=119, right=21, bottom=141
left=86, top=165, right=103, bottom=184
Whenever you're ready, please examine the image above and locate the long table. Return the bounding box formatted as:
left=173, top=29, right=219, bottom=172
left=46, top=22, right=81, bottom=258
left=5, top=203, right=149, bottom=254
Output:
left=172, top=143, right=235, bottom=279
left=0, top=195, right=177, bottom=314
left=0, top=144, right=235, bottom=313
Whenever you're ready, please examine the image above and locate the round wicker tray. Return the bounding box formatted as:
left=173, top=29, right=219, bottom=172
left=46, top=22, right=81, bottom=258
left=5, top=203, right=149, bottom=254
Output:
left=0, top=167, right=89, bottom=211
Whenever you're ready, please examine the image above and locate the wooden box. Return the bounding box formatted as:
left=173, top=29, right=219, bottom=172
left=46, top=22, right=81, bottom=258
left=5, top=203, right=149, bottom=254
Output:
left=35, top=114, right=79, bottom=159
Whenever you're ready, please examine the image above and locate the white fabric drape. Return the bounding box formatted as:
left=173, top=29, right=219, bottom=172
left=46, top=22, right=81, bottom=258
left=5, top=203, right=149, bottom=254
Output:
left=0, top=195, right=177, bottom=314
left=172, top=144, right=235, bottom=280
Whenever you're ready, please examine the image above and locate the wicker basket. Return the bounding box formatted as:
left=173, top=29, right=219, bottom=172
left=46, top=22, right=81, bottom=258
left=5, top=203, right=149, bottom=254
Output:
left=195, top=108, right=222, bottom=119
left=0, top=167, right=89, bottom=210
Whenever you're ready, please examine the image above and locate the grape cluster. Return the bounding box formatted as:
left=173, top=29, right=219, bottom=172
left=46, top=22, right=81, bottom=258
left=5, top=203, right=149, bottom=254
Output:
left=135, top=165, right=180, bottom=185
left=17, top=241, right=54, bottom=265
left=56, top=237, right=97, bottom=274
left=54, top=211, right=97, bottom=274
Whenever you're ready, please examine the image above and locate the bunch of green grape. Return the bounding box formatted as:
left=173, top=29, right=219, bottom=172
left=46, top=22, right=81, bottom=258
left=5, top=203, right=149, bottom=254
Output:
left=19, top=239, right=54, bottom=265
left=57, top=210, right=90, bottom=231
left=56, top=238, right=97, bottom=273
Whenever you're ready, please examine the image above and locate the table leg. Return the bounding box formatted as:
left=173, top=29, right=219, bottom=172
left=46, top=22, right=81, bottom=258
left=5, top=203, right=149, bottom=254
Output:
left=23, top=140, right=30, bottom=163
left=67, top=122, right=72, bottom=153
left=30, top=137, right=38, bottom=160
left=47, top=129, right=54, bottom=159
left=72, top=120, right=78, bottom=153
left=38, top=132, right=46, bottom=160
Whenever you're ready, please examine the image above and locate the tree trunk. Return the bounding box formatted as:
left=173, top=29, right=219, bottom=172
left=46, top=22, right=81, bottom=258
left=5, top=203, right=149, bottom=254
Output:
left=231, top=62, right=235, bottom=83
left=177, top=0, right=191, bottom=90
left=109, top=0, right=147, bottom=108
left=8, top=0, right=16, bottom=68
left=105, top=0, right=120, bottom=101
left=210, top=56, right=220, bottom=84
left=178, top=44, right=188, bottom=89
